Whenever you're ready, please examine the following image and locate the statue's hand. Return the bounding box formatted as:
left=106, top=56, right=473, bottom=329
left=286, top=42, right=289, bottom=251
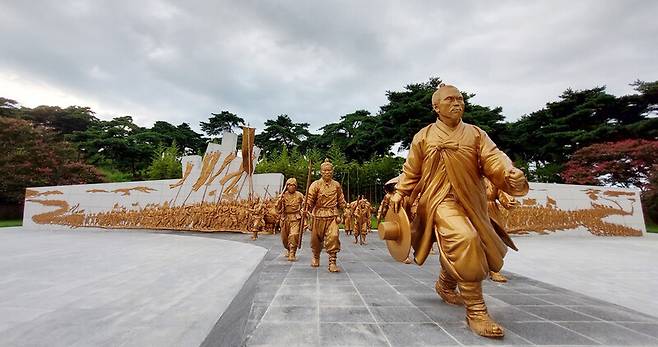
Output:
left=505, top=168, right=526, bottom=191
left=390, top=191, right=404, bottom=213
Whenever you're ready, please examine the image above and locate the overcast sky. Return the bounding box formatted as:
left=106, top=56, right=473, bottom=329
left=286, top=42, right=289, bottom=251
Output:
left=1, top=1, right=657, bottom=134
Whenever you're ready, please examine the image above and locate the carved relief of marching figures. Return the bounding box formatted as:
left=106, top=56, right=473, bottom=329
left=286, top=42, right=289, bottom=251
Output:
left=277, top=178, right=305, bottom=261
left=306, top=159, right=347, bottom=273
left=248, top=198, right=267, bottom=240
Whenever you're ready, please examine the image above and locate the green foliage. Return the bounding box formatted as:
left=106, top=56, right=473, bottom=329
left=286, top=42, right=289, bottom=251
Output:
left=200, top=110, right=245, bottom=136
left=96, top=167, right=133, bottom=183
left=0, top=219, right=22, bottom=228
left=147, top=142, right=182, bottom=180
left=376, top=78, right=441, bottom=150
left=66, top=116, right=151, bottom=178
left=561, top=139, right=658, bottom=223
left=255, top=115, right=312, bottom=158
left=647, top=221, right=658, bottom=233
left=0, top=117, right=106, bottom=204
left=151, top=121, right=206, bottom=155
left=1, top=100, right=100, bottom=136
left=2, top=76, right=657, bottom=208
left=0, top=98, right=19, bottom=117
left=316, top=110, right=382, bottom=161
left=256, top=145, right=403, bottom=203
left=67, top=116, right=205, bottom=179
left=642, top=169, right=658, bottom=224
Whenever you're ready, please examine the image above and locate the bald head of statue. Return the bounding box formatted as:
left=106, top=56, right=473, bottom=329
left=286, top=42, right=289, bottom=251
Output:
left=431, top=83, right=465, bottom=128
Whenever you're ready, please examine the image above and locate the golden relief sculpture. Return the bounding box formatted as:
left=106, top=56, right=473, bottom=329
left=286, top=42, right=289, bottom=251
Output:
left=25, top=128, right=280, bottom=235
left=504, top=192, right=642, bottom=236
left=183, top=151, right=222, bottom=205
left=383, top=83, right=529, bottom=338
left=502, top=186, right=642, bottom=236
left=111, top=186, right=158, bottom=196
left=25, top=189, right=63, bottom=198
left=169, top=162, right=194, bottom=189
left=27, top=199, right=84, bottom=226
left=28, top=198, right=281, bottom=233
left=603, top=190, right=636, bottom=198
left=86, top=189, right=109, bottom=193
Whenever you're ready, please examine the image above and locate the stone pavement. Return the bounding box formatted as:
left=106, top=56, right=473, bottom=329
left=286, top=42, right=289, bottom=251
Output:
left=204, top=231, right=658, bottom=347
left=0, top=227, right=266, bottom=347
left=504, top=230, right=658, bottom=317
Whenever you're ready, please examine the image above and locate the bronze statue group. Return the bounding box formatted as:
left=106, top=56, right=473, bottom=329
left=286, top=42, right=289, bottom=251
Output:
left=249, top=83, right=529, bottom=339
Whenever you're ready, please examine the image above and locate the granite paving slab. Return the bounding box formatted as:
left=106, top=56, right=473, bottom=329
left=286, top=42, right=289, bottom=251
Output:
left=197, top=230, right=658, bottom=347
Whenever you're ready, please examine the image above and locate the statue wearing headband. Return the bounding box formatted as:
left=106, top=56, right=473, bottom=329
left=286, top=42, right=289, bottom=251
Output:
left=306, top=159, right=347, bottom=272
left=277, top=177, right=305, bottom=261
left=390, top=83, right=528, bottom=338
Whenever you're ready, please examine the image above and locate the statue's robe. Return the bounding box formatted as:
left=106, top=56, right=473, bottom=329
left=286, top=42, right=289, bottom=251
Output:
left=484, top=177, right=516, bottom=230
left=396, top=120, right=528, bottom=282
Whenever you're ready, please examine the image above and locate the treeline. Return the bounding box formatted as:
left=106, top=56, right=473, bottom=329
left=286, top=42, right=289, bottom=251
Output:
left=1, top=77, right=657, bottom=221
left=253, top=78, right=658, bottom=182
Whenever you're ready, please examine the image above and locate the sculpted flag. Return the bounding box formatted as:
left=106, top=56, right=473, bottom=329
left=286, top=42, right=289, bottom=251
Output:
left=241, top=126, right=256, bottom=175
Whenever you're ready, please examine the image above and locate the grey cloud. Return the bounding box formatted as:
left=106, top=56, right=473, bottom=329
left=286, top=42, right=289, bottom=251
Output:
left=1, top=0, right=657, bottom=133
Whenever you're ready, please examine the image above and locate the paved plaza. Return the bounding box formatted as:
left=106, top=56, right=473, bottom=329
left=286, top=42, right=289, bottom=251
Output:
left=205, top=231, right=658, bottom=346
left=505, top=230, right=658, bottom=317
left=0, top=227, right=266, bottom=347
left=1, top=227, right=658, bottom=346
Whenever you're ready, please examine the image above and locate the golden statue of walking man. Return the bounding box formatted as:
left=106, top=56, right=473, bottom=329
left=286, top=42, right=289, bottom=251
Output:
left=390, top=83, right=528, bottom=338
left=306, top=159, right=347, bottom=273
left=278, top=178, right=305, bottom=262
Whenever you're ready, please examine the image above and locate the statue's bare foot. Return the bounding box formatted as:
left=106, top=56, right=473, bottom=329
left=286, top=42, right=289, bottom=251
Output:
left=310, top=257, right=320, bottom=267
left=287, top=253, right=297, bottom=262
left=490, top=272, right=508, bottom=283
left=435, top=281, right=464, bottom=306
left=328, top=263, right=341, bottom=272
left=466, top=314, right=505, bottom=338
left=283, top=250, right=289, bottom=258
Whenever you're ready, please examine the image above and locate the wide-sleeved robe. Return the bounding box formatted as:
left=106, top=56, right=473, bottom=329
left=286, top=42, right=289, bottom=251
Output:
left=396, top=120, right=528, bottom=282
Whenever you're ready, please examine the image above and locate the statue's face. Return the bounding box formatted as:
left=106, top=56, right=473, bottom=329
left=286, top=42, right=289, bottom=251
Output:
left=433, top=86, right=464, bottom=122
left=321, top=166, right=333, bottom=181
left=286, top=183, right=296, bottom=193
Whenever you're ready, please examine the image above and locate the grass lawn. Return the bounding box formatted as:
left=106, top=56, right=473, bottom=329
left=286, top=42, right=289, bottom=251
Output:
left=647, top=221, right=658, bottom=233
left=0, top=219, right=22, bottom=228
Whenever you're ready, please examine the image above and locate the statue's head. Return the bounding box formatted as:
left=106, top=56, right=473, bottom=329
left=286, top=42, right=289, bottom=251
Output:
left=320, top=159, right=334, bottom=182
left=432, top=83, right=464, bottom=125
left=285, top=178, right=298, bottom=193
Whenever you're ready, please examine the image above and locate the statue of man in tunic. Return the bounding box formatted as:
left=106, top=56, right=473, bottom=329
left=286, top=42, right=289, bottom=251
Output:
left=306, top=159, right=347, bottom=272
left=277, top=177, right=305, bottom=261
left=391, top=83, right=528, bottom=338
